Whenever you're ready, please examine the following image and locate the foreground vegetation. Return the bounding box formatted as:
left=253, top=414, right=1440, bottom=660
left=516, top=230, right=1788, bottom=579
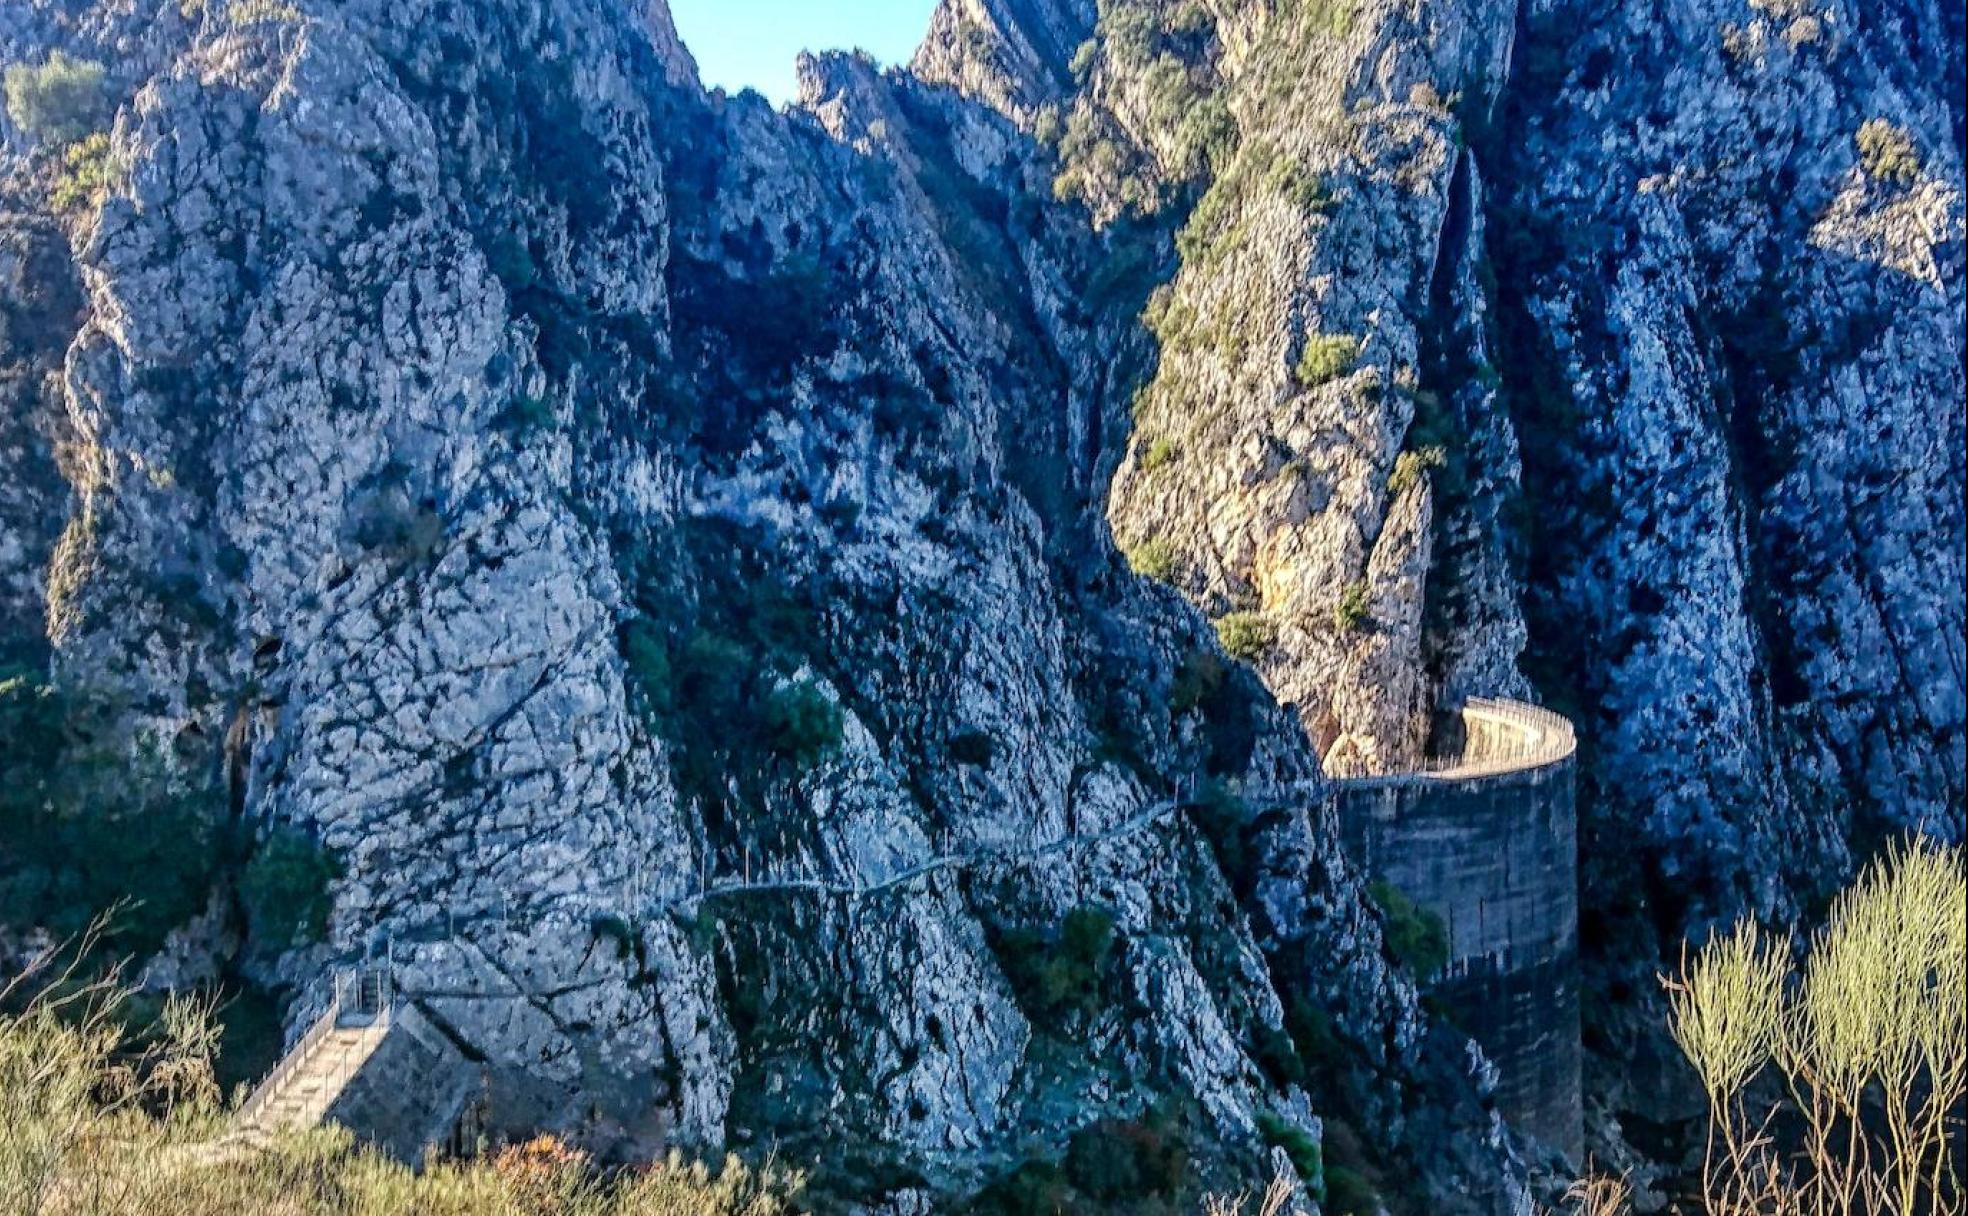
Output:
left=0, top=938, right=799, bottom=1216
left=7, top=834, right=1957, bottom=1215
left=0, top=930, right=1294, bottom=1215
left=1581, top=838, right=1966, bottom=1216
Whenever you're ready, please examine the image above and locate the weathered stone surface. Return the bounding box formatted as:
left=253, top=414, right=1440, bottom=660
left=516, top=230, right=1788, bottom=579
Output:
left=2, top=0, right=1519, bottom=1210
left=6, top=0, right=1959, bottom=1206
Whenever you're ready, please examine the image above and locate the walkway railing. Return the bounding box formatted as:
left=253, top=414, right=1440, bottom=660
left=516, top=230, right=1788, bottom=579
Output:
left=236, top=983, right=344, bottom=1128
left=234, top=964, right=393, bottom=1129
left=650, top=778, right=1322, bottom=916
left=284, top=707, right=1573, bottom=1014
left=1325, top=697, right=1575, bottom=785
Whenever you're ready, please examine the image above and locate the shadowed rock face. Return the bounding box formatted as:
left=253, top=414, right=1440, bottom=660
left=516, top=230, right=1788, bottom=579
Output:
left=914, top=0, right=1963, bottom=1182
left=0, top=209, right=81, bottom=652
left=1, top=0, right=1960, bottom=1205
left=1, top=1, right=1522, bottom=1211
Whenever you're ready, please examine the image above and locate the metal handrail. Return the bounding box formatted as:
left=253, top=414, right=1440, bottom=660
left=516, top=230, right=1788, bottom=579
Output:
left=1325, top=697, right=1576, bottom=785
left=235, top=964, right=397, bottom=1130
left=235, top=976, right=346, bottom=1127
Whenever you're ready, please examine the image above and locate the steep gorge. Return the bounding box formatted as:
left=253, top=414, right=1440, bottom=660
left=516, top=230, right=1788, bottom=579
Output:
left=2, top=0, right=1961, bottom=1210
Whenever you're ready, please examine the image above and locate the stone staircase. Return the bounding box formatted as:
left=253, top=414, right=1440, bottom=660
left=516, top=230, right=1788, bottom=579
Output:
left=233, top=965, right=481, bottom=1161
left=235, top=1021, right=392, bottom=1139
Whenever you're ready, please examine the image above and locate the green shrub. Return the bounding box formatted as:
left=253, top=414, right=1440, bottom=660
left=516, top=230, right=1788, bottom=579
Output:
left=239, top=825, right=340, bottom=951
left=996, top=906, right=1117, bottom=1022
left=1281, top=0, right=1359, bottom=36
left=1169, top=2, right=1213, bottom=36
left=675, top=630, right=751, bottom=725
left=0, top=670, right=223, bottom=958
left=1139, top=435, right=1179, bottom=471
left=496, top=393, right=557, bottom=437
left=1856, top=118, right=1920, bottom=184
left=1368, top=880, right=1449, bottom=981
left=1060, top=905, right=1114, bottom=960
left=1144, top=58, right=1201, bottom=128
left=3, top=53, right=110, bottom=145
left=1284, top=993, right=1344, bottom=1074
left=763, top=679, right=843, bottom=767
left=1214, top=612, right=1274, bottom=661
left=1032, top=105, right=1065, bottom=147
left=620, top=620, right=673, bottom=720
left=1295, top=334, right=1360, bottom=388
left=1254, top=1112, right=1324, bottom=1195
left=589, top=912, right=639, bottom=962
left=1267, top=157, right=1334, bottom=213
left=1174, top=93, right=1237, bottom=179
left=51, top=131, right=115, bottom=212
left=1189, top=777, right=1251, bottom=878
left=1064, top=1109, right=1188, bottom=1202
left=1250, top=1021, right=1306, bottom=1087
left=1388, top=445, right=1446, bottom=495
left=1332, top=581, right=1371, bottom=633
left=1126, top=537, right=1180, bottom=582
left=1169, top=647, right=1227, bottom=714
left=973, top=1159, right=1072, bottom=1215
left=1100, top=6, right=1159, bottom=68
left=1084, top=237, right=1159, bottom=312
left=1325, top=1166, right=1380, bottom=1216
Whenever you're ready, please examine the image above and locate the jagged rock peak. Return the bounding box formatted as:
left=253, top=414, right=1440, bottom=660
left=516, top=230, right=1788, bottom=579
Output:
left=912, top=0, right=1097, bottom=122
left=637, top=0, right=701, bottom=90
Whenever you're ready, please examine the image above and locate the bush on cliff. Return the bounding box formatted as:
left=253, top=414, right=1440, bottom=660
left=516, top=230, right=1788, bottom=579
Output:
left=1214, top=612, right=1274, bottom=661
left=1294, top=334, right=1359, bottom=388
left=1855, top=118, right=1921, bottom=185
left=763, top=679, right=844, bottom=768
left=621, top=619, right=673, bottom=720
left=1128, top=537, right=1182, bottom=582
left=1065, top=1109, right=1189, bottom=1203
left=239, top=825, right=341, bottom=951
left=1253, top=1111, right=1322, bottom=1196
left=1332, top=581, right=1371, bottom=633
left=994, top=906, right=1118, bottom=1023
left=974, top=1108, right=1192, bottom=1214
left=1387, top=445, right=1446, bottom=495
left=0, top=669, right=222, bottom=958
left=4, top=52, right=110, bottom=145
left=1368, top=880, right=1449, bottom=981
left=52, top=131, right=116, bottom=213
left=1169, top=648, right=1228, bottom=714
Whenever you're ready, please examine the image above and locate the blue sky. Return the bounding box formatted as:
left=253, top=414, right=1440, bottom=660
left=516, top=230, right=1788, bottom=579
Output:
left=668, top=0, right=941, bottom=105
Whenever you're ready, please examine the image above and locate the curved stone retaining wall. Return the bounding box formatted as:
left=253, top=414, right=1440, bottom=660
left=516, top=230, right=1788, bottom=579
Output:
left=1331, top=698, right=1582, bottom=1159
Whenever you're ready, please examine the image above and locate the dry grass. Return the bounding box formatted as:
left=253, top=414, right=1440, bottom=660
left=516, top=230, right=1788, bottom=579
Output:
left=1201, top=1164, right=1295, bottom=1216
left=1, top=928, right=799, bottom=1216
left=1559, top=1172, right=1632, bottom=1216
left=1658, top=837, right=1966, bottom=1216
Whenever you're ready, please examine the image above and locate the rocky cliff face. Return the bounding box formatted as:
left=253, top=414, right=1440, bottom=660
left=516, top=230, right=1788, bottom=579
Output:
left=2, top=0, right=1960, bottom=1208
left=919, top=0, right=1963, bottom=1181
left=1488, top=0, right=1966, bottom=1144
left=2, top=0, right=1522, bottom=1212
